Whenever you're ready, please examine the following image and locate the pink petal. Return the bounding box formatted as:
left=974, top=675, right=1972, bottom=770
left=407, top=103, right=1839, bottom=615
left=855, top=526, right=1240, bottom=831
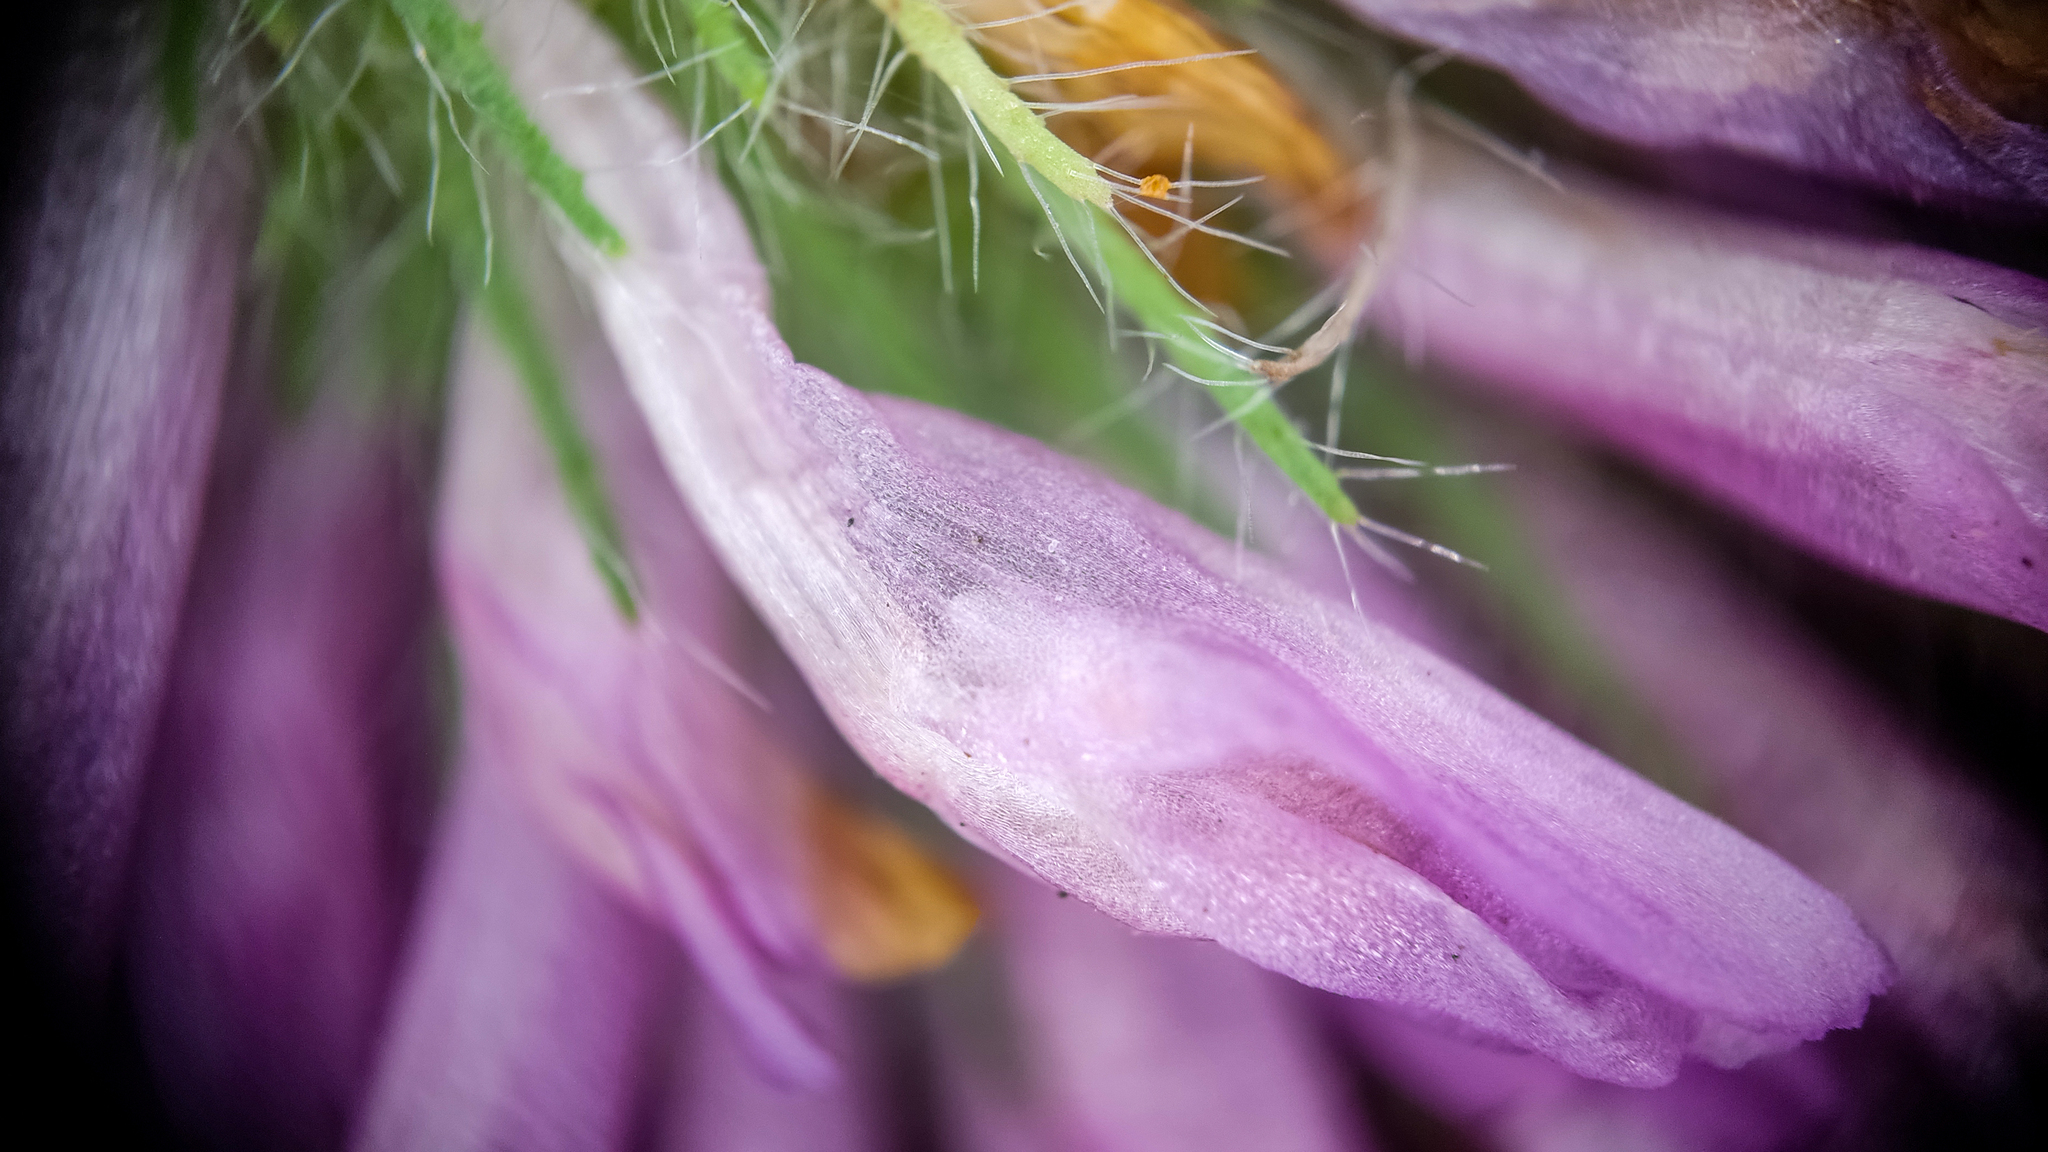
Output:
left=1376, top=136, right=2048, bottom=631
left=646, top=968, right=888, bottom=1152
left=351, top=753, right=666, bottom=1152
left=488, top=0, right=1889, bottom=1086
left=1342, top=999, right=1856, bottom=1152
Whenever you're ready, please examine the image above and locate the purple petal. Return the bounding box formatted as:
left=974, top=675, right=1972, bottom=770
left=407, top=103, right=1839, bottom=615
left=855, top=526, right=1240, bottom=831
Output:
left=929, top=866, right=1370, bottom=1152
left=646, top=967, right=887, bottom=1152
left=125, top=391, right=436, bottom=1150
left=1336, top=0, right=2048, bottom=208
left=1343, top=999, right=1854, bottom=1152
left=1375, top=135, right=2048, bottom=631
left=350, top=751, right=666, bottom=1152
left=0, top=13, right=251, bottom=985
left=490, top=0, right=1888, bottom=1086
left=1479, top=422, right=2048, bottom=1069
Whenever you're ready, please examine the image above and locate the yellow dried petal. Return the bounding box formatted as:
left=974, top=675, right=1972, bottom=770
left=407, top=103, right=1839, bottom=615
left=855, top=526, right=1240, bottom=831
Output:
left=957, top=0, right=1369, bottom=260
left=805, top=790, right=980, bottom=982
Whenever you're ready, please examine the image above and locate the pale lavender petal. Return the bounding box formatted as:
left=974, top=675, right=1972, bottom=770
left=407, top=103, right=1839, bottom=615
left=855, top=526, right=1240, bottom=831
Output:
left=1376, top=135, right=2048, bottom=631
left=1337, top=0, right=2048, bottom=208
left=1481, top=424, right=2048, bottom=1070
left=350, top=752, right=665, bottom=1152
left=940, top=866, right=1371, bottom=1152
left=489, top=0, right=1887, bottom=1086
left=0, top=8, right=250, bottom=984
left=437, top=297, right=836, bottom=1086
left=126, top=392, right=436, bottom=1150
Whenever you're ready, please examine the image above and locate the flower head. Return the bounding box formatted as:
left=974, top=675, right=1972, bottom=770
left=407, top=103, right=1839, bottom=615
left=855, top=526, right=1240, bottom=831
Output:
left=3, top=0, right=2044, bottom=1147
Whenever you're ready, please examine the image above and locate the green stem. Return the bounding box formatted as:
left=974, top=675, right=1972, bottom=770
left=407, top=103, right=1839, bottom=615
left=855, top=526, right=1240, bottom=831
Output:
left=160, top=0, right=205, bottom=140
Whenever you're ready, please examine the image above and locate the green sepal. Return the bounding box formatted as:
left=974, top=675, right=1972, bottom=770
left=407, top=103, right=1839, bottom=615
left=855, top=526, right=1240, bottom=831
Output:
left=858, top=0, right=1357, bottom=522
left=684, top=0, right=770, bottom=105
left=385, top=0, right=627, bottom=255
left=1022, top=174, right=1362, bottom=524
left=479, top=260, right=642, bottom=621
left=873, top=0, right=1112, bottom=208
left=160, top=0, right=205, bottom=141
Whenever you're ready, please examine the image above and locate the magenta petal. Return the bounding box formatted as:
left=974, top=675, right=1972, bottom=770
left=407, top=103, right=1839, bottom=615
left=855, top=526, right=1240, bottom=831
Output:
left=126, top=393, right=435, bottom=1150
left=351, top=754, right=665, bottom=1152
left=489, top=0, right=1888, bottom=1086
left=0, top=16, right=251, bottom=984
left=437, top=277, right=835, bottom=1085
left=1376, top=137, right=2048, bottom=631
left=1336, top=0, right=2048, bottom=208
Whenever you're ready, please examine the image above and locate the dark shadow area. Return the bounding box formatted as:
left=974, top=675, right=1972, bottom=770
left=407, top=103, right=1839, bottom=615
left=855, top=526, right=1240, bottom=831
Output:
left=1, top=2, right=187, bottom=1146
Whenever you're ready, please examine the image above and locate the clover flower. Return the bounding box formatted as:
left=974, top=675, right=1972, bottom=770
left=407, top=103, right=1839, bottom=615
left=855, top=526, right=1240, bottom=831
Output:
left=2, top=0, right=2042, bottom=1148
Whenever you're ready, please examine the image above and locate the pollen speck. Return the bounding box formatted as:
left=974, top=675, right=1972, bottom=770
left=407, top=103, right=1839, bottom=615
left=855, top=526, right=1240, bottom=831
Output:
left=1138, top=173, right=1173, bottom=199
